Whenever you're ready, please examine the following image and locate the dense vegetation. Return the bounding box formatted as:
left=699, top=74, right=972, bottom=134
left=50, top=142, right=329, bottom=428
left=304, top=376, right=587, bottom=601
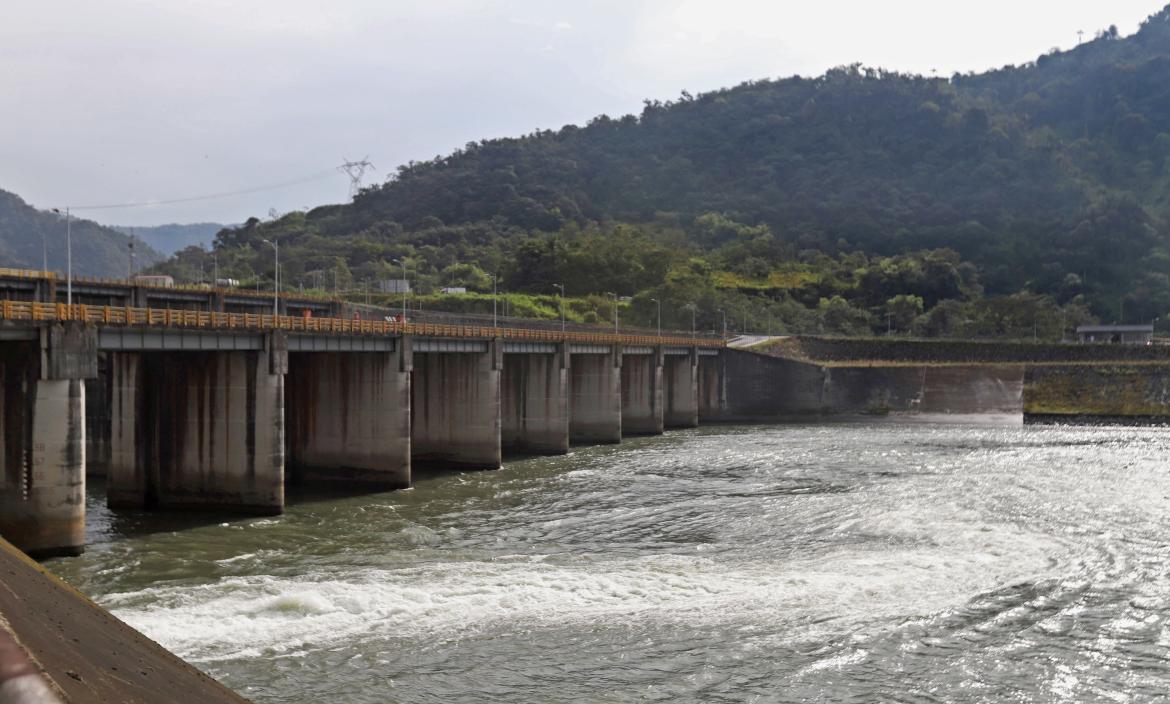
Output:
left=153, top=7, right=1170, bottom=338
left=0, top=189, right=160, bottom=277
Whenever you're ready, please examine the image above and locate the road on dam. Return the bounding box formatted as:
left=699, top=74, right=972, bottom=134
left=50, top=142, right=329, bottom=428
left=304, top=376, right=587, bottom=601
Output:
left=45, top=422, right=1170, bottom=703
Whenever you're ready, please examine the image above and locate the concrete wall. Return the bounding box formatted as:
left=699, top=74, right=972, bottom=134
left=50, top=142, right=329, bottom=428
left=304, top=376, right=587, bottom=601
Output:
left=621, top=349, right=663, bottom=435
left=705, top=349, right=1023, bottom=422
left=501, top=348, right=569, bottom=455
left=568, top=348, right=621, bottom=444
left=286, top=349, right=410, bottom=488
left=0, top=341, right=86, bottom=557
left=663, top=350, right=699, bottom=428
left=1024, top=364, right=1170, bottom=421
left=412, top=345, right=501, bottom=469
left=698, top=354, right=725, bottom=422
left=107, top=346, right=284, bottom=513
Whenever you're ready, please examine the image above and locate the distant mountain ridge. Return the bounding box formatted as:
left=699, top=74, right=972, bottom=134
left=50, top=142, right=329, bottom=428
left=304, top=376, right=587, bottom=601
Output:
left=113, top=222, right=227, bottom=256
left=0, top=189, right=162, bottom=277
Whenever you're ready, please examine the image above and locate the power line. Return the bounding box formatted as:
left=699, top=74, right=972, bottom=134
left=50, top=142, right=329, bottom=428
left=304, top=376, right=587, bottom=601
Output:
left=68, top=169, right=339, bottom=211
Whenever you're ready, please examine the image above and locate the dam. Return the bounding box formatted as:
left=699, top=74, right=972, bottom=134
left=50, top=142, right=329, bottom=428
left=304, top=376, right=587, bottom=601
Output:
left=5, top=283, right=1170, bottom=699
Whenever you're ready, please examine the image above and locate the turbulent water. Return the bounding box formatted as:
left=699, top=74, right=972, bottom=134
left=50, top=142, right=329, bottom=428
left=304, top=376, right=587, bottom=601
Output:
left=46, top=422, right=1170, bottom=703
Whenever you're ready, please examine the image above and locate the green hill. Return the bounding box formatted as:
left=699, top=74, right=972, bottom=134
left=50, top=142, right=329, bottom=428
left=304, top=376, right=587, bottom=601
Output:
left=153, top=7, right=1170, bottom=338
left=0, top=190, right=162, bottom=278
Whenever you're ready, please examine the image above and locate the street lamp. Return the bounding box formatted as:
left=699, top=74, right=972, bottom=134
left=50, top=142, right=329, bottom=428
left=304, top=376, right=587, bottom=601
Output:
left=51, top=208, right=72, bottom=306
left=553, top=283, right=565, bottom=333
left=684, top=303, right=697, bottom=336
left=717, top=309, right=727, bottom=339
left=607, top=292, right=619, bottom=333
left=262, top=238, right=279, bottom=316
left=650, top=297, right=661, bottom=337
left=391, top=258, right=407, bottom=321
left=490, top=273, right=498, bottom=328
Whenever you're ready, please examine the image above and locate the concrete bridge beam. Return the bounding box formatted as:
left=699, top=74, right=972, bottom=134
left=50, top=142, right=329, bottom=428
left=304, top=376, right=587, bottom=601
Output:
left=621, top=347, right=664, bottom=436
left=285, top=342, right=411, bottom=488
left=107, top=334, right=285, bottom=513
left=568, top=346, right=622, bottom=444
left=501, top=345, right=569, bottom=455
left=411, top=341, right=501, bottom=470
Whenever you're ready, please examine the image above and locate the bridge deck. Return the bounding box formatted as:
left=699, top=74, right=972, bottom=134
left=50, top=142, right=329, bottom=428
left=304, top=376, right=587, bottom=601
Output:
left=0, top=300, right=724, bottom=348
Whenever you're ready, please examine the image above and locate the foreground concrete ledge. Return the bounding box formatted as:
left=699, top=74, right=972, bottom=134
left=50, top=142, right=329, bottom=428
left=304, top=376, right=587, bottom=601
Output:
left=0, top=536, right=248, bottom=703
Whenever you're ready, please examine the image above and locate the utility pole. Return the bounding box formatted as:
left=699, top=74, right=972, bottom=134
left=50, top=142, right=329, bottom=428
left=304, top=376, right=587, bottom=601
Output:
left=128, top=241, right=135, bottom=279
left=553, top=283, right=565, bottom=333
left=650, top=297, right=661, bottom=337
left=392, top=258, right=407, bottom=320
left=262, top=238, right=279, bottom=316
left=491, top=273, right=498, bottom=328
left=51, top=208, right=72, bottom=306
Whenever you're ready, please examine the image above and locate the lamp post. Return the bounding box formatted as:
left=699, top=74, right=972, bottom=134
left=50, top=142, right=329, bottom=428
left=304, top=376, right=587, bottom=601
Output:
left=717, top=309, right=727, bottom=339
left=51, top=208, right=72, bottom=306
left=684, top=303, right=697, bottom=336
left=262, top=238, right=279, bottom=316
left=490, top=273, right=498, bottom=328
left=553, top=283, right=565, bottom=333
left=650, top=297, right=661, bottom=337
left=608, top=292, right=618, bottom=333
left=391, top=258, right=407, bottom=321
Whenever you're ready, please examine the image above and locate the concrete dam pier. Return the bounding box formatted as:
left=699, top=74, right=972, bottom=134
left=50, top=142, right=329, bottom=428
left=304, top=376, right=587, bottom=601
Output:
left=0, top=304, right=723, bottom=558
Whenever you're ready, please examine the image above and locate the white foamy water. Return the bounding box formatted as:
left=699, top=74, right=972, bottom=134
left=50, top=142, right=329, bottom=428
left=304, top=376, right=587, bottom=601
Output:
left=47, top=424, right=1170, bottom=703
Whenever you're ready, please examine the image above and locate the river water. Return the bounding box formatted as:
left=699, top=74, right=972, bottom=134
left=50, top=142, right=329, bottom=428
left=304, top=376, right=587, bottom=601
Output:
left=46, top=422, right=1170, bottom=703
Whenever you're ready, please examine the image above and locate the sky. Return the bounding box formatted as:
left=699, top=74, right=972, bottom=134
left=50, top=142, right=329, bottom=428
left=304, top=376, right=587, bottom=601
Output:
left=0, top=1, right=1166, bottom=228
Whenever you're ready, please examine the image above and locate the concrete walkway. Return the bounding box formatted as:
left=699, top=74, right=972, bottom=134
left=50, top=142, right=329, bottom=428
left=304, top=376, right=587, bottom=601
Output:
left=0, top=538, right=247, bottom=703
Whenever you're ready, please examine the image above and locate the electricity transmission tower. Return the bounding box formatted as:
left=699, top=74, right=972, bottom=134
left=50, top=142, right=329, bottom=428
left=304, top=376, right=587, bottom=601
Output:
left=338, top=157, right=376, bottom=199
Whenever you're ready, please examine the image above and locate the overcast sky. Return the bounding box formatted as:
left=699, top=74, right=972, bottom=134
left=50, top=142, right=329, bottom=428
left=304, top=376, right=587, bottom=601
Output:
left=1, top=1, right=1165, bottom=228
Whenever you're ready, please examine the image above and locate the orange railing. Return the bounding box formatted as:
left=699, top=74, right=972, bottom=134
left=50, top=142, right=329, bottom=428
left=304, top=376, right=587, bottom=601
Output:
left=0, top=300, right=724, bottom=348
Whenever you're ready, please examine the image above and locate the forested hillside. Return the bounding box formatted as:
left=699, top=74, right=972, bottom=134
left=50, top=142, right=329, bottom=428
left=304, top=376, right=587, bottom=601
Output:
left=0, top=190, right=161, bottom=277
left=154, top=7, right=1170, bottom=338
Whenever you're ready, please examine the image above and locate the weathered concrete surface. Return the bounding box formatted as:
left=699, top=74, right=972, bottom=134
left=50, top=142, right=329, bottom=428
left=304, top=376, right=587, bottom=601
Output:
left=286, top=350, right=410, bottom=488
left=698, top=354, right=725, bottom=422
left=663, top=350, right=698, bottom=428
left=0, top=535, right=248, bottom=703
left=568, top=348, right=621, bottom=444
left=412, top=346, right=501, bottom=469
left=704, top=349, right=1023, bottom=422
left=0, top=342, right=86, bottom=558
left=1024, top=364, right=1170, bottom=422
left=107, top=346, right=284, bottom=512
left=621, top=349, right=663, bottom=435
left=501, top=348, right=569, bottom=455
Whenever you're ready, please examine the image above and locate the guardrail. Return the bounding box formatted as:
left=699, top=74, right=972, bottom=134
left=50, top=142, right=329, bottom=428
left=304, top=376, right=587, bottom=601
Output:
left=0, top=301, right=724, bottom=348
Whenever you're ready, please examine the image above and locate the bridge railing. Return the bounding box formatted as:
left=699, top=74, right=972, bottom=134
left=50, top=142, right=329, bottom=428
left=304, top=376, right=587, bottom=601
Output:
left=0, top=301, right=724, bottom=348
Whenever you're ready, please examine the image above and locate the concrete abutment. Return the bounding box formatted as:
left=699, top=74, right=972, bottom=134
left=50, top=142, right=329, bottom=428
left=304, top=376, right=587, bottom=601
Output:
left=0, top=324, right=95, bottom=557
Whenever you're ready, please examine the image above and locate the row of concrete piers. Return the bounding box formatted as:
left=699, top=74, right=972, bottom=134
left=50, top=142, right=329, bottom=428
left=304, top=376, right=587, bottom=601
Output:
left=0, top=324, right=726, bottom=557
